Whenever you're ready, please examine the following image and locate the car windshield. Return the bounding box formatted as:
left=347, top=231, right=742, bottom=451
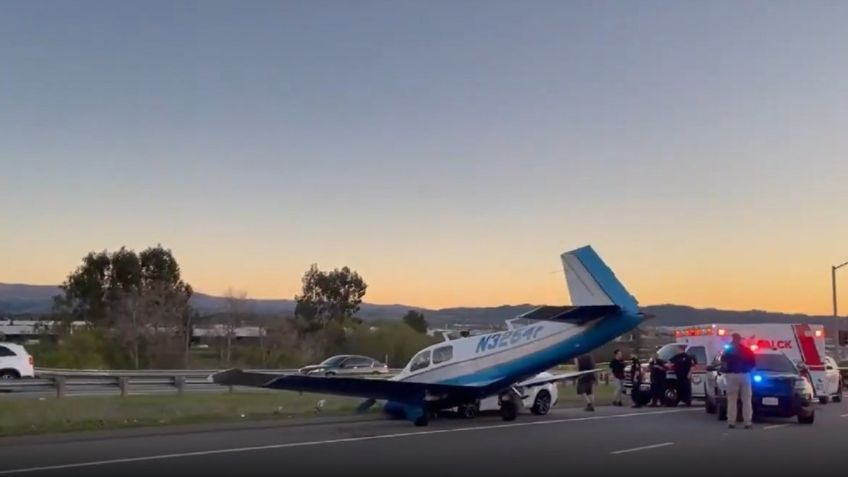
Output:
left=754, top=354, right=796, bottom=373
left=657, top=344, right=686, bottom=361
left=320, top=356, right=347, bottom=367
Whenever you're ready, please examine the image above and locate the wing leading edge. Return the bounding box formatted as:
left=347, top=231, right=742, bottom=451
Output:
left=211, top=369, right=481, bottom=405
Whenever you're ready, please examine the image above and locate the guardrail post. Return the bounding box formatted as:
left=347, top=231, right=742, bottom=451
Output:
left=54, top=376, right=66, bottom=399
left=119, top=377, right=129, bottom=397
left=174, top=376, right=186, bottom=395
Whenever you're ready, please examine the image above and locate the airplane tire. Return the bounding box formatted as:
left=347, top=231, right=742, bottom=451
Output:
left=500, top=400, right=519, bottom=421
left=414, top=414, right=429, bottom=427
left=459, top=403, right=479, bottom=419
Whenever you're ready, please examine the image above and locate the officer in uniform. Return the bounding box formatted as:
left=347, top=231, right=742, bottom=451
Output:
left=669, top=349, right=695, bottom=406
left=648, top=352, right=667, bottom=407
left=720, top=333, right=756, bottom=429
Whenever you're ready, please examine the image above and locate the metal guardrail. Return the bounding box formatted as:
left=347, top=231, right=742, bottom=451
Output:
left=0, top=368, right=402, bottom=398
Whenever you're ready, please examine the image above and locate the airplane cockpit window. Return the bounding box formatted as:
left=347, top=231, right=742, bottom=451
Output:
left=432, top=345, right=453, bottom=364
left=409, top=350, right=431, bottom=372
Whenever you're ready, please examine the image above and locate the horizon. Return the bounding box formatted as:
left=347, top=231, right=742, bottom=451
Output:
left=2, top=1, right=847, bottom=316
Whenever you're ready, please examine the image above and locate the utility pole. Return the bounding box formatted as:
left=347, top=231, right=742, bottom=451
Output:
left=834, top=261, right=848, bottom=318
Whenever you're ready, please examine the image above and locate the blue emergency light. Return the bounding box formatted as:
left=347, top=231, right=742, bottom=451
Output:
left=753, top=374, right=763, bottom=383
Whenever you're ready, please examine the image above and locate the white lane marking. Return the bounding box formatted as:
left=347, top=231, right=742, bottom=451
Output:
left=763, top=424, right=790, bottom=430
left=840, top=413, right=848, bottom=418
left=610, top=442, right=674, bottom=455
left=0, top=408, right=698, bottom=475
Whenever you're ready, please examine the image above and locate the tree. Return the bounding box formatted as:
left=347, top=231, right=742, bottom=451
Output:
left=52, top=245, right=193, bottom=368
left=294, top=264, right=367, bottom=332
left=402, top=310, right=428, bottom=334
left=222, top=288, right=249, bottom=366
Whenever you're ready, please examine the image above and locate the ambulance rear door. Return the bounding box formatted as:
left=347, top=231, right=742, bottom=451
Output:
left=791, top=324, right=828, bottom=398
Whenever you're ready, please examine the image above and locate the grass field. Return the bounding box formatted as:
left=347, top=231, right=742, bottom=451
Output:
left=0, top=383, right=616, bottom=437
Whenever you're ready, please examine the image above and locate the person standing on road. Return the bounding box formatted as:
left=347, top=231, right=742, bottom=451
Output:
left=609, top=350, right=626, bottom=406
left=648, top=352, right=667, bottom=407
left=629, top=355, right=644, bottom=408
left=669, top=349, right=695, bottom=406
left=720, top=333, right=756, bottom=429
left=576, top=354, right=596, bottom=412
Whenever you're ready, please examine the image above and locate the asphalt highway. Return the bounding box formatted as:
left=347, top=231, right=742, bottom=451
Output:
left=0, top=396, right=845, bottom=477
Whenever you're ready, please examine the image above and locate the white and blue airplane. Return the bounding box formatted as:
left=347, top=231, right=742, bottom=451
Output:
left=212, top=245, right=647, bottom=426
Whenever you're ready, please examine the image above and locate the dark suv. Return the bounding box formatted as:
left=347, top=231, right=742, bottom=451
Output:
left=705, top=349, right=815, bottom=424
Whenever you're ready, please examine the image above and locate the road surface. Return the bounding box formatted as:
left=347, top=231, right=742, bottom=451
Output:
left=0, top=398, right=844, bottom=477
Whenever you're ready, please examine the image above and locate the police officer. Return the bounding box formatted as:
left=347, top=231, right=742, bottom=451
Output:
left=648, top=352, right=667, bottom=407
left=669, top=349, right=695, bottom=406
left=720, top=333, right=756, bottom=429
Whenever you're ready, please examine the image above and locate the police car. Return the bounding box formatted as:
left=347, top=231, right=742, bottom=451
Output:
left=706, top=348, right=815, bottom=424
left=626, top=323, right=831, bottom=407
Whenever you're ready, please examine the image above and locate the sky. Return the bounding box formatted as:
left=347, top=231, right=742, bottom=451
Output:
left=1, top=0, right=847, bottom=315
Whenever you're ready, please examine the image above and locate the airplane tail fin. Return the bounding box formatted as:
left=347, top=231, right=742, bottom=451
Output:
left=561, top=246, right=639, bottom=315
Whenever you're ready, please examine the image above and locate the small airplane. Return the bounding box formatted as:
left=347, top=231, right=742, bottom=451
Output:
left=212, top=245, right=647, bottom=426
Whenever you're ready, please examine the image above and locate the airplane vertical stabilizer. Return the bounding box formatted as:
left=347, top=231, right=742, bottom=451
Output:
left=561, top=246, right=638, bottom=314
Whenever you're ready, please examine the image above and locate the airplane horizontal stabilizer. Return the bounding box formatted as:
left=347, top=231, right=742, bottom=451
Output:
left=517, top=305, right=619, bottom=324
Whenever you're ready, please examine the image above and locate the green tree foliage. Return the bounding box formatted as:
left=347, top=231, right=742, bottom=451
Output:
left=294, top=264, right=367, bottom=332
left=344, top=322, right=438, bottom=367
left=52, top=245, right=194, bottom=368
left=402, top=310, right=428, bottom=334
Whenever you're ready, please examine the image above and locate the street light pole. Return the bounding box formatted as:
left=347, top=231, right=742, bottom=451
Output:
left=834, top=260, right=848, bottom=319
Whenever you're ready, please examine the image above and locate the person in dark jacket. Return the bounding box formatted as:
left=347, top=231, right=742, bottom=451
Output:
left=609, top=350, right=626, bottom=406
left=629, top=355, right=644, bottom=408
left=648, top=352, right=667, bottom=407
left=576, top=354, right=596, bottom=412
left=669, top=349, right=696, bottom=406
left=720, top=333, right=756, bottom=429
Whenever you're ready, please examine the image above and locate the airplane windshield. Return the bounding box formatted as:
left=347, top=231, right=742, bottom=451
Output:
left=408, top=351, right=431, bottom=372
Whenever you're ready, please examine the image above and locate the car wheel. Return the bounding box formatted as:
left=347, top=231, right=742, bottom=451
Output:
left=663, top=387, right=679, bottom=407
left=531, top=390, right=552, bottom=415
left=413, top=414, right=429, bottom=427
left=705, top=395, right=717, bottom=414
left=834, top=382, right=843, bottom=403
left=818, top=396, right=829, bottom=404
left=717, top=401, right=727, bottom=421
left=325, top=372, right=336, bottom=376
left=797, top=409, right=815, bottom=425
left=0, top=370, right=20, bottom=380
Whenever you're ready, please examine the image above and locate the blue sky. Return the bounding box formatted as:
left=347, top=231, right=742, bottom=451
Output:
left=2, top=1, right=847, bottom=313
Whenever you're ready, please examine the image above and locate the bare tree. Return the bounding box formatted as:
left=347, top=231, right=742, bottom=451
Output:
left=223, top=288, right=248, bottom=367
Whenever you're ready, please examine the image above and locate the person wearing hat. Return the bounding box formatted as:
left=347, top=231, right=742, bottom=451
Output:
left=720, top=333, right=756, bottom=429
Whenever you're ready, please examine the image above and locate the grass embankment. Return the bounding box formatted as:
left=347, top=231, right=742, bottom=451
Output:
left=0, top=384, right=615, bottom=437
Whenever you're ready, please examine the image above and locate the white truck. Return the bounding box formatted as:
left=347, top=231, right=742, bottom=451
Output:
left=624, top=323, right=839, bottom=407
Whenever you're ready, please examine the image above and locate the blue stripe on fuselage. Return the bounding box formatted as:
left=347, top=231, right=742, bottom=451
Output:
left=436, top=311, right=641, bottom=389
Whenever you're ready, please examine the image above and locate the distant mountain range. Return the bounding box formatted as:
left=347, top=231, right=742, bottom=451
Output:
left=0, top=282, right=841, bottom=329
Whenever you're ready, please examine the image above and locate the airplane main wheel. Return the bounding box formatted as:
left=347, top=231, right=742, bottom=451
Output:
left=500, top=400, right=519, bottom=421
left=413, top=414, right=429, bottom=427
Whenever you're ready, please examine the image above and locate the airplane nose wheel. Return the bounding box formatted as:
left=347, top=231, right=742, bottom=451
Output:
left=499, top=391, right=520, bottom=421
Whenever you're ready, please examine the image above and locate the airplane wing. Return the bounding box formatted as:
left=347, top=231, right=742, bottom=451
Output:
left=518, top=368, right=603, bottom=388
left=211, top=369, right=481, bottom=405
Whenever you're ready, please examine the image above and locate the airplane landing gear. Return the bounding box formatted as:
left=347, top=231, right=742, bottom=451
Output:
left=499, top=389, right=521, bottom=422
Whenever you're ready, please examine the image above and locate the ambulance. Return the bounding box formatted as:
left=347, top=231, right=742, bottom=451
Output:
left=624, top=323, right=836, bottom=407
